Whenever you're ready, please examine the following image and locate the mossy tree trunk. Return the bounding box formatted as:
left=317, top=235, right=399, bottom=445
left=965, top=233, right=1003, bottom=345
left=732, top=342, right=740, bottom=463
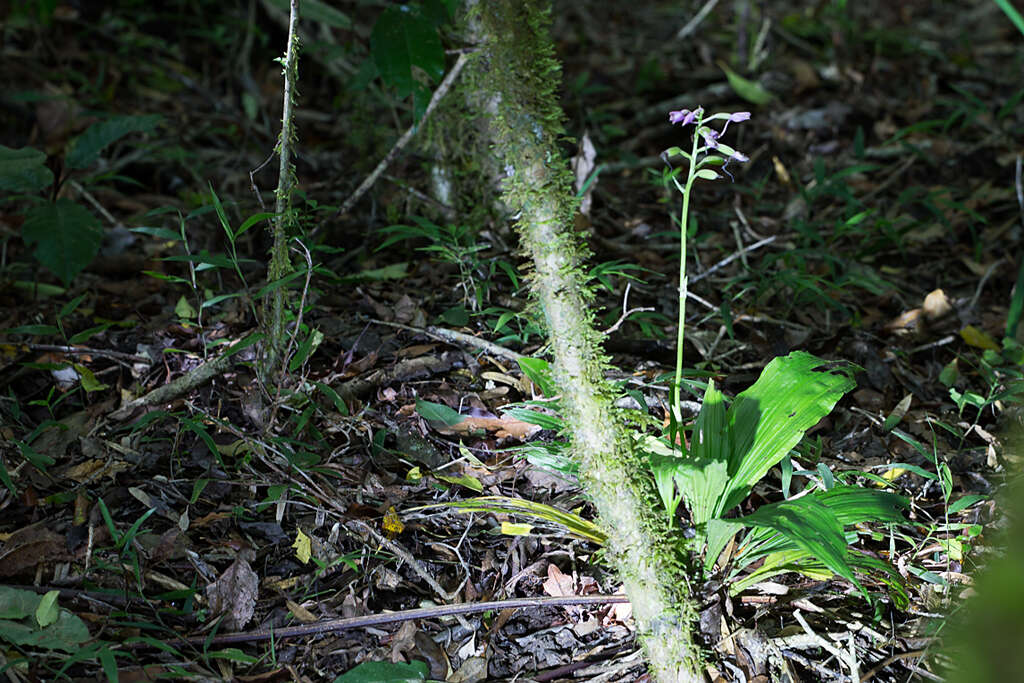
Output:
left=469, top=2, right=703, bottom=680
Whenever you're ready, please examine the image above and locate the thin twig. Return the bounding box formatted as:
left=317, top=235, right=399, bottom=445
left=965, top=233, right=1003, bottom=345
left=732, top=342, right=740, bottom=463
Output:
left=110, top=348, right=238, bottom=420
left=676, top=0, right=722, bottom=39
left=967, top=258, right=1004, bottom=312
left=159, top=594, right=630, bottom=647
left=793, top=609, right=860, bottom=682
left=604, top=282, right=655, bottom=335
left=690, top=235, right=776, bottom=284
left=69, top=180, right=122, bottom=228
left=369, top=318, right=524, bottom=362
left=19, top=344, right=150, bottom=364
left=323, top=52, right=471, bottom=228
left=345, top=519, right=471, bottom=630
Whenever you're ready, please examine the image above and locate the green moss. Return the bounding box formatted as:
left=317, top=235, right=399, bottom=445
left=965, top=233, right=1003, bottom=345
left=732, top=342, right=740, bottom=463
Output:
left=469, top=1, right=703, bottom=680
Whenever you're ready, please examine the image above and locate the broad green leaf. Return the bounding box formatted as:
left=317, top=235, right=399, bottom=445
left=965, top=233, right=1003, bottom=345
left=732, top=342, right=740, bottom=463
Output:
left=314, top=381, right=349, bottom=416
left=730, top=487, right=907, bottom=573
left=0, top=602, right=90, bottom=653
left=960, top=324, right=1000, bottom=351
left=68, top=323, right=112, bottom=344
left=647, top=451, right=684, bottom=522
left=813, top=486, right=908, bottom=525
left=35, top=592, right=60, bottom=628
left=21, top=200, right=103, bottom=285
left=879, top=461, right=937, bottom=481
left=704, top=517, right=738, bottom=574
left=421, top=0, right=453, bottom=26
left=289, top=328, right=324, bottom=372
left=131, top=226, right=183, bottom=240
left=500, top=406, right=563, bottom=431
left=333, top=660, right=428, bottom=683
left=727, top=497, right=869, bottom=601
left=436, top=473, right=483, bottom=492
left=717, top=352, right=857, bottom=517
left=98, top=647, right=118, bottom=682
left=948, top=494, right=987, bottom=515
left=234, top=211, right=276, bottom=239
left=415, top=399, right=465, bottom=427
left=73, top=363, right=108, bottom=392
left=501, top=521, right=534, bottom=535
left=730, top=547, right=835, bottom=592
left=731, top=545, right=909, bottom=610
left=882, top=393, right=912, bottom=432
left=517, top=357, right=558, bottom=397
left=682, top=379, right=731, bottom=524
left=717, top=60, right=774, bottom=105
left=508, top=442, right=577, bottom=478
left=66, top=115, right=161, bottom=169
left=370, top=5, right=444, bottom=100
left=18, top=440, right=54, bottom=471
left=0, top=145, right=53, bottom=192
left=0, top=585, right=39, bottom=620
left=846, top=552, right=909, bottom=609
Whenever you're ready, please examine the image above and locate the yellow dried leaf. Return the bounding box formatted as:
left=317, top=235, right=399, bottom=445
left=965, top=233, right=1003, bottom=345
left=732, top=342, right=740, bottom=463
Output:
left=960, top=325, right=1000, bottom=351
left=383, top=506, right=404, bottom=537
left=292, top=529, right=311, bottom=564
left=882, top=467, right=907, bottom=482
left=500, top=522, right=533, bottom=536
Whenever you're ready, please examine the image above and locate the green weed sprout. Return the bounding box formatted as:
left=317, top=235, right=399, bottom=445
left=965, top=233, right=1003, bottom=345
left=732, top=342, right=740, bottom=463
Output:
left=653, top=107, right=910, bottom=606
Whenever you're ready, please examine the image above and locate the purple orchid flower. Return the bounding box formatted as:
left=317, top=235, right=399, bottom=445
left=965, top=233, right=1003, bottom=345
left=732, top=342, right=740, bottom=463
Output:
left=668, top=107, right=702, bottom=126
left=720, top=111, right=750, bottom=136
left=700, top=128, right=719, bottom=148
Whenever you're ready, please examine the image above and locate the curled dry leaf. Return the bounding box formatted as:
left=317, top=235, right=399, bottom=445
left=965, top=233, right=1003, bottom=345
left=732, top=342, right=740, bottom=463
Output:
left=205, top=553, right=258, bottom=630
left=0, top=523, right=67, bottom=577
left=922, top=288, right=952, bottom=320
left=542, top=563, right=576, bottom=597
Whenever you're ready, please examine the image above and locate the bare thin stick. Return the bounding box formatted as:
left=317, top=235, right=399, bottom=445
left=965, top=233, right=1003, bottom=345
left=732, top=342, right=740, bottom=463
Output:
left=370, top=318, right=524, bottom=362
left=163, top=594, right=630, bottom=647
left=676, top=0, right=721, bottom=39
left=793, top=609, right=860, bottom=682
left=345, top=519, right=472, bottom=630
left=327, top=52, right=471, bottom=223
left=690, top=235, right=776, bottom=284
left=604, top=282, right=655, bottom=335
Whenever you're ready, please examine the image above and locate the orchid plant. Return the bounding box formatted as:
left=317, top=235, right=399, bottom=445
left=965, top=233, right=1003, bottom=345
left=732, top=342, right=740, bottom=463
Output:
left=647, top=107, right=909, bottom=606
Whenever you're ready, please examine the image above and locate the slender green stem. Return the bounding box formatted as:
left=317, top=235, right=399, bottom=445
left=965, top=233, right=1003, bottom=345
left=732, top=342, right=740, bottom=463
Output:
left=672, top=113, right=704, bottom=421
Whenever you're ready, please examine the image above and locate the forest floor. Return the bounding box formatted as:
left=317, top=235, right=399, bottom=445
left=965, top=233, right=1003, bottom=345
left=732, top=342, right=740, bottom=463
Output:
left=1, top=1, right=1023, bottom=682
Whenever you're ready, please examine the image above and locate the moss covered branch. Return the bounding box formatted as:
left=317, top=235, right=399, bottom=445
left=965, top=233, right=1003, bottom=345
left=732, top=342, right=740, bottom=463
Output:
left=469, top=1, right=702, bottom=680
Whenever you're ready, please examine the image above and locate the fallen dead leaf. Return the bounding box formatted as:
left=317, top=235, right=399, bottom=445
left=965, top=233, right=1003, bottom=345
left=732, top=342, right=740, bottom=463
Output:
left=286, top=599, right=317, bottom=623
left=542, top=563, right=575, bottom=597
left=205, top=552, right=259, bottom=630
left=923, top=288, right=952, bottom=319
left=389, top=620, right=418, bottom=663
left=0, top=523, right=67, bottom=577
left=885, top=308, right=924, bottom=336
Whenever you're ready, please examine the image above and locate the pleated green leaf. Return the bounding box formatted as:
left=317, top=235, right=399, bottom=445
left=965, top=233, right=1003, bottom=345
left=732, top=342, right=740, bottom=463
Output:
left=725, top=496, right=869, bottom=601
left=716, top=352, right=857, bottom=518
